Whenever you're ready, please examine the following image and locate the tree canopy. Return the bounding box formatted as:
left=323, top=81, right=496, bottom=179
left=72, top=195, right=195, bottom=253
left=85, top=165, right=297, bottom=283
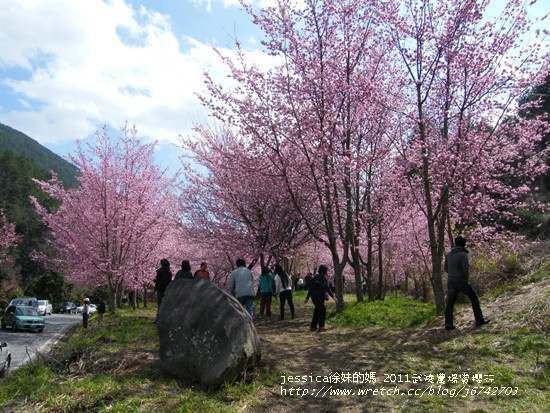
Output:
left=32, top=125, right=182, bottom=313
left=187, top=0, right=549, bottom=312
left=4, top=0, right=548, bottom=313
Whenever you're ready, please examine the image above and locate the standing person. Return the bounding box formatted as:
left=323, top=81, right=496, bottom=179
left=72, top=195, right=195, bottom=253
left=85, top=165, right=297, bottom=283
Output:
left=194, top=262, right=210, bottom=279
left=97, top=299, right=106, bottom=324
left=305, top=265, right=338, bottom=332
left=82, top=298, right=91, bottom=329
left=444, top=236, right=490, bottom=330
left=274, top=264, right=295, bottom=320
left=229, top=258, right=256, bottom=317
left=258, top=266, right=275, bottom=319
left=175, top=260, right=194, bottom=279
left=154, top=258, right=172, bottom=320
left=292, top=274, right=299, bottom=291
left=304, top=272, right=313, bottom=290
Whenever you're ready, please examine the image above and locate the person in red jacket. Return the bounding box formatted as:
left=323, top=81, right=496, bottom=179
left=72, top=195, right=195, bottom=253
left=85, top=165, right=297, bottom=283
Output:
left=194, top=262, right=210, bottom=279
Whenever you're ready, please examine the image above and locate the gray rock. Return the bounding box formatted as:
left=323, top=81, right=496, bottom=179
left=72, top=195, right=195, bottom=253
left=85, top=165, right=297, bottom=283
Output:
left=157, top=277, right=261, bottom=389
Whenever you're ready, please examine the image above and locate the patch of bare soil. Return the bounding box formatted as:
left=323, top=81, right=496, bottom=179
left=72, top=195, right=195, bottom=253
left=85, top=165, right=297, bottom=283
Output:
left=251, top=275, right=549, bottom=413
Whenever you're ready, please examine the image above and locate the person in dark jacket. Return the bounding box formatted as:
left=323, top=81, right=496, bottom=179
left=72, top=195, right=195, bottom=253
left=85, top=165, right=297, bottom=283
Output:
left=444, top=236, right=490, bottom=330
left=305, top=265, right=338, bottom=332
left=304, top=272, right=313, bottom=291
left=175, top=260, right=194, bottom=280
left=154, top=259, right=172, bottom=319
left=97, top=299, right=106, bottom=324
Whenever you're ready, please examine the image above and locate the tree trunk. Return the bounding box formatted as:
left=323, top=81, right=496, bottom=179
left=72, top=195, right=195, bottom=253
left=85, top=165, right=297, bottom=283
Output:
left=365, top=221, right=374, bottom=301
left=377, top=228, right=384, bottom=300
left=417, top=81, right=446, bottom=314
left=131, top=290, right=137, bottom=309
left=328, top=236, right=346, bottom=312
left=108, top=278, right=117, bottom=315
left=332, top=257, right=346, bottom=312
left=143, top=285, right=148, bottom=308
left=350, top=246, right=365, bottom=303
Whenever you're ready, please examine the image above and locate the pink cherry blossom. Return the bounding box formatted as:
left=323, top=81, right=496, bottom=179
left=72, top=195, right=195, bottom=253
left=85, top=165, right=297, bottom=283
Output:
left=32, top=125, right=181, bottom=313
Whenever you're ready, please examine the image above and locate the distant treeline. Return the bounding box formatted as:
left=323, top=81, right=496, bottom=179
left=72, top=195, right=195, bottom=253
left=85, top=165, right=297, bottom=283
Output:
left=0, top=123, right=80, bottom=188
left=0, top=148, right=58, bottom=288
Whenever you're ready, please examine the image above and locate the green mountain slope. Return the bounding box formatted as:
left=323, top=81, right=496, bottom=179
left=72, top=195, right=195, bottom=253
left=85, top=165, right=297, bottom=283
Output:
left=0, top=123, right=80, bottom=188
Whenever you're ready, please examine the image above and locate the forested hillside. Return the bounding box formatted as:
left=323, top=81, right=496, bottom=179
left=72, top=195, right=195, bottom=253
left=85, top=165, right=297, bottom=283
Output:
left=0, top=123, right=79, bottom=188
left=0, top=148, right=59, bottom=295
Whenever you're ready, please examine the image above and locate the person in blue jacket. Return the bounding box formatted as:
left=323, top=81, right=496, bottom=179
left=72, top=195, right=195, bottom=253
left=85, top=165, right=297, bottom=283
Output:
left=258, top=266, right=275, bottom=319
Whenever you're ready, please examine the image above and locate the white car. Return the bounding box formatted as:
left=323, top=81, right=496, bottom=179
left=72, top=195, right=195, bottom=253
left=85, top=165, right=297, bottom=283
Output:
left=0, top=342, right=11, bottom=378
left=37, top=300, right=53, bottom=316
left=76, top=304, right=97, bottom=314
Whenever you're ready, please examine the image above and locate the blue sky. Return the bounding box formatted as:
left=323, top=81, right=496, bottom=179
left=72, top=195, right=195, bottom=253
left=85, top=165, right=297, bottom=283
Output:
left=0, top=0, right=274, bottom=173
left=0, top=0, right=548, bottom=174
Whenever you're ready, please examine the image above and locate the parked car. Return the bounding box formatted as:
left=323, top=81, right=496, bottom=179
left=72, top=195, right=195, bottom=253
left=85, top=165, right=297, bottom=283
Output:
left=1, top=305, right=45, bottom=332
left=37, top=300, right=53, bottom=316
left=9, top=297, right=38, bottom=309
left=76, top=303, right=97, bottom=314
left=0, top=342, right=11, bottom=378
left=57, top=302, right=77, bottom=314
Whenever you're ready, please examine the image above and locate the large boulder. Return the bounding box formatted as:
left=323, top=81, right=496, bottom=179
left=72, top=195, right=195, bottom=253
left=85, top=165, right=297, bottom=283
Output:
left=157, top=277, right=261, bottom=389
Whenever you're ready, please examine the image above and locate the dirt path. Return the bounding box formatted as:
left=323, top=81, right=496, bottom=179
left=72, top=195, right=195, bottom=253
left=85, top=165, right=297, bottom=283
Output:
left=252, top=301, right=445, bottom=412
left=251, top=277, right=549, bottom=412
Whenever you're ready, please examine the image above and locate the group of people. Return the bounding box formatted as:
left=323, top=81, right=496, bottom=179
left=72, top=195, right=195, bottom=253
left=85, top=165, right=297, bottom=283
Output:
left=81, top=297, right=106, bottom=329
left=154, top=235, right=490, bottom=332
left=228, top=259, right=337, bottom=332
left=153, top=259, right=210, bottom=312
left=233, top=262, right=296, bottom=321
left=154, top=257, right=336, bottom=331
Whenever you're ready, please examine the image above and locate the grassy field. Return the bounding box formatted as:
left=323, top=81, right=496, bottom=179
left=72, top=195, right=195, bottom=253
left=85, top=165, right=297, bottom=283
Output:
left=0, top=272, right=548, bottom=412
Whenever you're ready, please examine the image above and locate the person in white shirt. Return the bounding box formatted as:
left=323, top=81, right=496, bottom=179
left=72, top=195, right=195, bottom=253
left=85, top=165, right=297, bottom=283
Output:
left=82, top=298, right=91, bottom=329
left=229, top=258, right=255, bottom=317
left=274, top=265, right=295, bottom=320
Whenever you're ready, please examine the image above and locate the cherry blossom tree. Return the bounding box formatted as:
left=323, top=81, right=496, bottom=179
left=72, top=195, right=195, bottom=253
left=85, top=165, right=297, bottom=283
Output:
left=32, top=125, right=180, bottom=313
left=198, top=0, right=401, bottom=310
left=181, top=126, right=313, bottom=278
left=385, top=0, right=549, bottom=312
left=192, top=0, right=547, bottom=313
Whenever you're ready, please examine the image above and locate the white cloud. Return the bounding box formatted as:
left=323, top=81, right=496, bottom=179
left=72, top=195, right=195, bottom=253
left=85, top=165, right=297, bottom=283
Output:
left=223, top=0, right=243, bottom=8
left=192, top=0, right=213, bottom=13
left=0, top=0, right=251, bottom=146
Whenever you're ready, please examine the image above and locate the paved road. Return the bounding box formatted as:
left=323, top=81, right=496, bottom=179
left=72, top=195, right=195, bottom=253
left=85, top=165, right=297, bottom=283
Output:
left=0, top=313, right=81, bottom=374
